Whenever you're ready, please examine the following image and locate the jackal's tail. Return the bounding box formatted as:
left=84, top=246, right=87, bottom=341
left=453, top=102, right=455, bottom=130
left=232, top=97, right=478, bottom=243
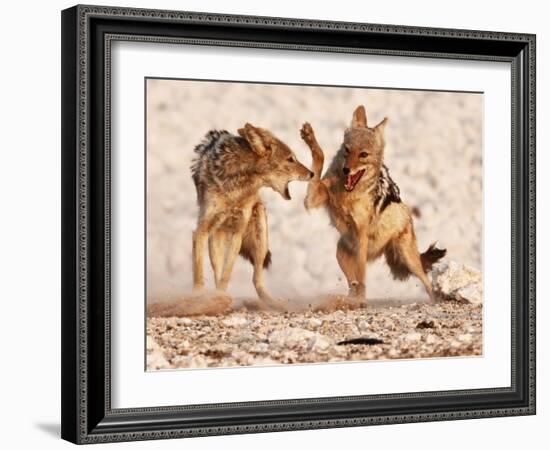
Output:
left=239, top=249, right=272, bottom=269
left=385, top=242, right=446, bottom=281
left=420, top=243, right=446, bottom=273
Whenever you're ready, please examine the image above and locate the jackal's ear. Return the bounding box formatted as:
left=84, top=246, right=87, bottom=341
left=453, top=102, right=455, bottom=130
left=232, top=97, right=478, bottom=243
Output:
left=374, top=117, right=389, bottom=133
left=241, top=123, right=269, bottom=155
left=351, top=105, right=368, bottom=128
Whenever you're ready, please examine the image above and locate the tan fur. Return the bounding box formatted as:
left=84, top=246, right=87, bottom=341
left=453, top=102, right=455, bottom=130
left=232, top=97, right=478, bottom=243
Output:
left=300, top=106, right=445, bottom=302
left=191, top=124, right=313, bottom=310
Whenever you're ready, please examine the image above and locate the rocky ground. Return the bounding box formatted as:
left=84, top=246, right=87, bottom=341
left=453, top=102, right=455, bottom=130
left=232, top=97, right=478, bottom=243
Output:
left=147, top=299, right=482, bottom=370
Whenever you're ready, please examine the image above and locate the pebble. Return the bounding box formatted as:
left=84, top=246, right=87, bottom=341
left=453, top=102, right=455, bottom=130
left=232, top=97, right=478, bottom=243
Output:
left=222, top=315, right=248, bottom=327
left=309, top=335, right=333, bottom=352
left=458, top=333, right=472, bottom=343
left=308, top=318, right=323, bottom=329
left=404, top=332, right=422, bottom=342
left=425, top=334, right=438, bottom=345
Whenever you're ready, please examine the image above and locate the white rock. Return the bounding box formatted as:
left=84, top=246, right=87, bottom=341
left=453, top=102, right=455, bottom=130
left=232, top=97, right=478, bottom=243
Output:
left=269, top=328, right=316, bottom=347
left=358, top=320, right=370, bottom=332
left=388, top=348, right=400, bottom=358
left=230, top=332, right=256, bottom=344
left=404, top=332, right=422, bottom=342
left=309, top=335, right=332, bottom=352
left=146, top=336, right=170, bottom=370
left=250, top=343, right=269, bottom=354
left=269, top=327, right=333, bottom=352
left=456, top=283, right=483, bottom=305
left=307, top=318, right=323, bottom=329
left=450, top=340, right=462, bottom=349
left=187, top=355, right=208, bottom=368
left=425, top=334, right=439, bottom=345
left=458, top=333, right=473, bottom=343
left=432, top=261, right=483, bottom=304
left=221, top=315, right=248, bottom=327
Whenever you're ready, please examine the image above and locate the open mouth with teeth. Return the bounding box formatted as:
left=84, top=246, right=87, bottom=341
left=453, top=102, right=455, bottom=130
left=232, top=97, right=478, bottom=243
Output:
left=344, top=169, right=365, bottom=192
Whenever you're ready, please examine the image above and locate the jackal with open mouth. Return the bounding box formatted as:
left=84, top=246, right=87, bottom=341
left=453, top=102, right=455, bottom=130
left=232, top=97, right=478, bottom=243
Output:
left=300, top=106, right=445, bottom=301
left=191, top=124, right=313, bottom=309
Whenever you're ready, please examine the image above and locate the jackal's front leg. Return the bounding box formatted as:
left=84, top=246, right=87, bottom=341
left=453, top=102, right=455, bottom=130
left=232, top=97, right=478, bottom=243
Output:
left=192, top=223, right=210, bottom=289
left=300, top=122, right=328, bottom=210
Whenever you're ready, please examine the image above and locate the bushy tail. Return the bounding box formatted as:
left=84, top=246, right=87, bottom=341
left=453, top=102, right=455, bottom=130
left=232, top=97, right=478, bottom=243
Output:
left=420, top=243, right=446, bottom=273
left=239, top=249, right=272, bottom=269
left=263, top=250, right=272, bottom=269
left=385, top=242, right=446, bottom=280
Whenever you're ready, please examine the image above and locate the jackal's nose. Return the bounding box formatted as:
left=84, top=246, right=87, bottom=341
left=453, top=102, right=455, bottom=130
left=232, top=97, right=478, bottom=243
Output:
left=343, top=167, right=350, bottom=175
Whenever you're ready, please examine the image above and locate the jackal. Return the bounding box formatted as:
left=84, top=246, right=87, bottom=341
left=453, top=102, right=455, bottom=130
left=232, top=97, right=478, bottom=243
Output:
left=191, top=124, right=313, bottom=308
left=300, top=106, right=445, bottom=301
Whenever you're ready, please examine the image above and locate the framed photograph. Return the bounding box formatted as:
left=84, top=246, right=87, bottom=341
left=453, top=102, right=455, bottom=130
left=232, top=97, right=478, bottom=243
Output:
left=61, top=4, right=536, bottom=444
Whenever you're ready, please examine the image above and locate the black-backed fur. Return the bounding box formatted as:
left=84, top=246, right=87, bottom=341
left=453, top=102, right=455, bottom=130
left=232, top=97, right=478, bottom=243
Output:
left=375, top=164, right=402, bottom=213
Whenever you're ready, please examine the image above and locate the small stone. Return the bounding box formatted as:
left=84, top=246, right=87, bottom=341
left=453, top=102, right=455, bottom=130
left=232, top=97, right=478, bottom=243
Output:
left=404, top=332, right=422, bottom=342
left=250, top=343, right=269, bottom=354
left=307, top=318, right=323, bottom=329
left=456, top=283, right=482, bottom=305
left=146, top=336, right=170, bottom=370
left=222, top=315, right=248, bottom=327
left=358, top=320, right=370, bottom=332
left=388, top=348, right=400, bottom=358
left=230, top=332, right=256, bottom=344
left=188, top=355, right=208, bottom=368
left=458, top=333, right=472, bottom=343
left=309, top=335, right=332, bottom=352
left=450, top=340, right=462, bottom=349
left=416, top=320, right=436, bottom=329
left=425, top=334, right=438, bottom=345
left=268, top=328, right=316, bottom=347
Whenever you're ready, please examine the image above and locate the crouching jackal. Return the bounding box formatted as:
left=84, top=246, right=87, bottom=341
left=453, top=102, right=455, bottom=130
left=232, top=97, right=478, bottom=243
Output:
left=191, top=124, right=313, bottom=308
left=300, top=106, right=446, bottom=302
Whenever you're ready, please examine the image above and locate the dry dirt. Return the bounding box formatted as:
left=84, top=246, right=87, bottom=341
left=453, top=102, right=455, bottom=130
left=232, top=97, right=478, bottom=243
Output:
left=146, top=298, right=482, bottom=370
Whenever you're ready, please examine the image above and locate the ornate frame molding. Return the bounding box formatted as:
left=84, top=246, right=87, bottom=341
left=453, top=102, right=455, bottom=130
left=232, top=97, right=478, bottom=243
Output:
left=61, top=4, right=536, bottom=444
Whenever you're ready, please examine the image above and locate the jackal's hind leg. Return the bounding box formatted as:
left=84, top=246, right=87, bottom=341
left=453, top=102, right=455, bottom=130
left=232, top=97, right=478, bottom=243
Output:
left=218, top=229, right=246, bottom=292
left=392, top=225, right=435, bottom=302
left=241, top=204, right=286, bottom=311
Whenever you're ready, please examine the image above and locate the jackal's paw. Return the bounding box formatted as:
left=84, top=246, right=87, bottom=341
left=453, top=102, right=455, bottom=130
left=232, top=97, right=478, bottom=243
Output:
left=300, top=122, right=317, bottom=146
left=348, top=281, right=366, bottom=300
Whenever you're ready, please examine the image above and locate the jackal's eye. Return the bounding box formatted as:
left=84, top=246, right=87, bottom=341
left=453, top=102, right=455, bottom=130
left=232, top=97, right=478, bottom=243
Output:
left=287, top=156, right=295, bottom=163
left=344, top=146, right=350, bottom=154
left=359, top=151, right=369, bottom=158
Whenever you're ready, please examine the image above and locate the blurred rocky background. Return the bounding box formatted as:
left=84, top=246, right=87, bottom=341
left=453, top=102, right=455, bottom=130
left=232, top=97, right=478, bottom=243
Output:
left=146, top=79, right=482, bottom=303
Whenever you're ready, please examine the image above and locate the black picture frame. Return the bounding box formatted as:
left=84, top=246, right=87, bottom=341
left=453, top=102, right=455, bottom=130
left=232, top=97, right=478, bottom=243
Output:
left=61, top=4, right=536, bottom=444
